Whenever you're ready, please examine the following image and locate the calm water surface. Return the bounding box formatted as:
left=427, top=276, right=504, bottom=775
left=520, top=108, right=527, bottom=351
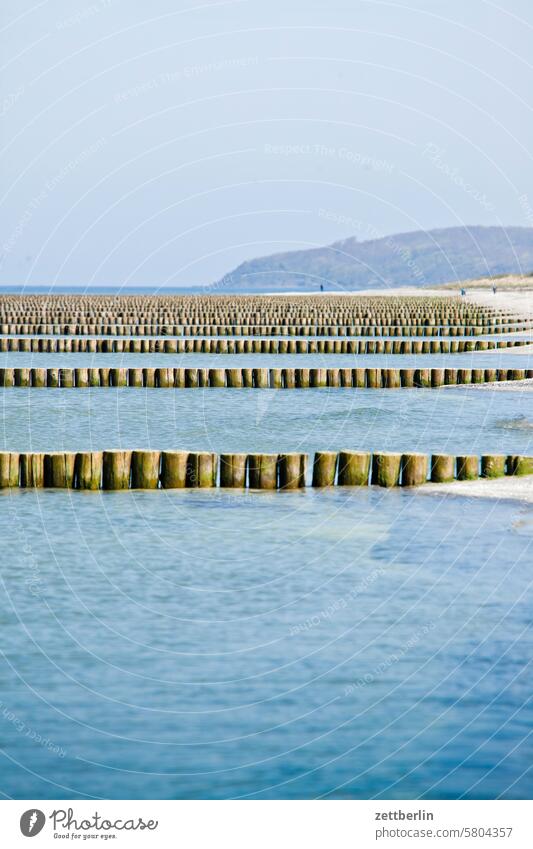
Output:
left=0, top=487, right=532, bottom=799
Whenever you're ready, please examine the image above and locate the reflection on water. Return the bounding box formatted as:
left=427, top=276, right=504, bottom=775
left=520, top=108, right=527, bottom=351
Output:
left=0, top=488, right=531, bottom=799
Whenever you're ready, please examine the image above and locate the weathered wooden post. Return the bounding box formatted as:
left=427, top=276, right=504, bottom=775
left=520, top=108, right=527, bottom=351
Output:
left=131, top=450, right=161, bottom=488
left=160, top=451, right=188, bottom=488
left=367, top=368, right=381, bottom=388
left=220, top=454, right=247, bottom=487
left=0, top=452, right=19, bottom=487
left=186, top=452, right=218, bottom=487
left=430, top=454, right=455, bottom=482
left=20, top=453, right=45, bottom=487
left=75, top=451, right=103, bottom=489
left=227, top=368, right=243, bottom=388
left=296, top=368, right=310, bottom=388
left=414, top=369, right=431, bottom=388
left=44, top=452, right=76, bottom=487
left=31, top=368, right=47, bottom=388
left=337, top=451, right=370, bottom=485
left=209, top=368, right=226, bottom=387
left=371, top=452, right=401, bottom=487
left=481, top=455, right=506, bottom=478
left=75, top=368, right=89, bottom=388
left=507, top=455, right=533, bottom=476
left=247, top=454, right=278, bottom=489
left=270, top=369, right=283, bottom=388
left=253, top=368, right=269, bottom=388
left=129, top=368, right=144, bottom=387
left=88, top=368, right=101, bottom=387
left=401, top=453, right=428, bottom=486
left=456, top=455, right=479, bottom=480
left=278, top=453, right=307, bottom=488
left=312, top=451, right=337, bottom=486
left=14, top=368, right=31, bottom=387
left=102, top=450, right=132, bottom=489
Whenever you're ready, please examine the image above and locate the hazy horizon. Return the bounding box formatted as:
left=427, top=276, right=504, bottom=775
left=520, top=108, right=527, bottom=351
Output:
left=2, top=0, right=533, bottom=288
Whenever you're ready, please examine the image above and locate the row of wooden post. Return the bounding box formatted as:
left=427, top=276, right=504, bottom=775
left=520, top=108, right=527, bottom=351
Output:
left=0, top=366, right=531, bottom=389
left=0, top=449, right=531, bottom=490
left=0, top=322, right=528, bottom=337
left=1, top=336, right=529, bottom=355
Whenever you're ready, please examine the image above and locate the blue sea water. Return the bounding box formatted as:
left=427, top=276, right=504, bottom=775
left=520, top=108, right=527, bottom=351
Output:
left=0, top=487, right=532, bottom=799
left=0, top=372, right=532, bottom=800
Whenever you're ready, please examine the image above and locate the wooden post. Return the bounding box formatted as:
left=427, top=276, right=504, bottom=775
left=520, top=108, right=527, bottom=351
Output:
left=456, top=455, right=478, bottom=480
left=131, top=450, right=161, bottom=488
left=457, top=369, right=472, bottom=385
left=227, top=368, right=243, bottom=388
left=481, top=455, right=506, bottom=478
left=431, top=369, right=445, bottom=388
left=20, top=453, right=45, bottom=487
left=507, top=455, right=533, bottom=476
left=0, top=368, right=14, bottom=387
left=143, top=367, right=156, bottom=388
left=310, top=368, right=327, bottom=387
left=383, top=369, right=401, bottom=388
left=253, top=368, right=269, bottom=388
left=75, top=368, right=89, bottom=388
left=414, top=369, right=431, bottom=388
left=75, top=451, right=103, bottom=490
left=220, top=454, right=247, bottom=487
left=186, top=452, right=218, bottom=487
left=270, top=369, right=282, bottom=388
left=296, top=368, right=310, bottom=388
left=431, top=454, right=455, bottom=482
left=102, top=450, right=132, bottom=489
left=31, top=368, right=47, bottom=388
left=337, top=451, right=370, bottom=485
left=354, top=368, right=366, bottom=388
left=209, top=368, right=226, bottom=387
left=129, top=368, right=144, bottom=387
left=312, top=451, right=337, bottom=486
left=278, top=453, right=307, bottom=488
left=88, top=368, right=101, bottom=387
left=160, top=451, right=188, bottom=488
left=248, top=454, right=278, bottom=489
left=340, top=368, right=353, bottom=387
left=400, top=369, right=415, bottom=387
left=14, top=368, right=31, bottom=386
left=0, top=452, right=19, bottom=487
left=284, top=368, right=296, bottom=388
left=371, top=452, right=401, bottom=487
left=242, top=368, right=254, bottom=388
left=401, top=453, right=428, bottom=486
left=44, top=452, right=76, bottom=488
left=367, top=368, right=381, bottom=388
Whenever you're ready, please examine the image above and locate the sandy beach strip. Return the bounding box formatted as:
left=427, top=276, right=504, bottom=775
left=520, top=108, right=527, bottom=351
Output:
left=420, top=475, right=533, bottom=504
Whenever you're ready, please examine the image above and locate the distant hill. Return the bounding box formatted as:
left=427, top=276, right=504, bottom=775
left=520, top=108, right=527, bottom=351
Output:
left=215, top=226, right=533, bottom=291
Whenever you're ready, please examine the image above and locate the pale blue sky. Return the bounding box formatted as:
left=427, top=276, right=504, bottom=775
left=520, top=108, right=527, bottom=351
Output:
left=1, top=0, right=533, bottom=287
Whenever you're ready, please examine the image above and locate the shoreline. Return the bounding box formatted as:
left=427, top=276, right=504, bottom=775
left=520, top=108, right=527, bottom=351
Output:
left=420, top=475, right=533, bottom=505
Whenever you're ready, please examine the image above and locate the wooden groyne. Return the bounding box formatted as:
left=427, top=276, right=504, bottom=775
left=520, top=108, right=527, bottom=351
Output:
left=0, top=449, right=531, bottom=489
left=0, top=294, right=529, bottom=336
left=1, top=366, right=531, bottom=389
left=1, top=336, right=530, bottom=354
left=1, top=322, right=530, bottom=338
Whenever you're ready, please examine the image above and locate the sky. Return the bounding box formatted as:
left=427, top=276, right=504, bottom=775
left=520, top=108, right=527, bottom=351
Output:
left=1, top=0, right=533, bottom=288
